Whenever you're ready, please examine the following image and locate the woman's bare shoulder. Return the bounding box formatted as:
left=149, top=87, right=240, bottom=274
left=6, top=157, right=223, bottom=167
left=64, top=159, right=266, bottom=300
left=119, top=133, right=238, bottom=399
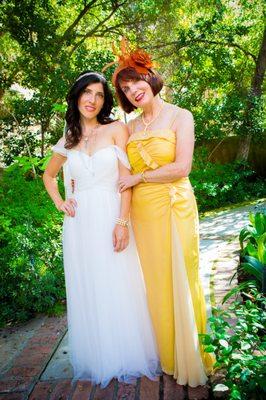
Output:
left=165, top=105, right=193, bottom=132
left=109, top=119, right=126, bottom=128
left=166, top=102, right=193, bottom=119
left=108, top=120, right=129, bottom=143
left=127, top=115, right=141, bottom=135
left=101, top=119, right=127, bottom=133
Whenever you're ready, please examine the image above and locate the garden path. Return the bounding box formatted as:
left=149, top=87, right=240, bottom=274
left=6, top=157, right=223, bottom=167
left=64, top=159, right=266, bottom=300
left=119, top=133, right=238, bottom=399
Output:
left=0, top=200, right=264, bottom=400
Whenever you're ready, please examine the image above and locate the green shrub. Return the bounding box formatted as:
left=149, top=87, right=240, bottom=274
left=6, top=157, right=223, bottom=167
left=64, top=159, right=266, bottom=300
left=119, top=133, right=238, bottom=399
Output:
left=200, top=285, right=266, bottom=400
left=0, top=164, right=65, bottom=326
left=237, top=212, right=266, bottom=293
left=190, top=154, right=266, bottom=212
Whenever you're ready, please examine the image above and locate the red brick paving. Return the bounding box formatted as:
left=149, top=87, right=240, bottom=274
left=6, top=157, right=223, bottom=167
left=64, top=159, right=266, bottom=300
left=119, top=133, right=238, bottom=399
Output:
left=117, top=381, right=137, bottom=399
left=93, top=380, right=116, bottom=400
left=72, top=381, right=93, bottom=400
left=6, top=367, right=41, bottom=379
left=139, top=376, right=160, bottom=399
left=0, top=316, right=67, bottom=400
left=164, top=374, right=186, bottom=400
left=0, top=394, right=26, bottom=400
left=28, top=381, right=55, bottom=400
left=49, top=379, right=73, bottom=400
left=187, top=385, right=210, bottom=400
left=0, top=313, right=213, bottom=399
left=0, top=377, right=34, bottom=394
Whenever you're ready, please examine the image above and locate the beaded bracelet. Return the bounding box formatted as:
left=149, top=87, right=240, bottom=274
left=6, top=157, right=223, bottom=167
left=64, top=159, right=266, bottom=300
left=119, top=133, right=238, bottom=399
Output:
left=116, top=217, right=129, bottom=227
left=140, top=171, right=147, bottom=183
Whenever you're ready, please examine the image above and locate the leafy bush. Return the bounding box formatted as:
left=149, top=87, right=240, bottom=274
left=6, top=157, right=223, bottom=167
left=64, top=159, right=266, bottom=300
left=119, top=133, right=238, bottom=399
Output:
left=190, top=153, right=266, bottom=212
left=237, top=212, right=266, bottom=293
left=201, top=285, right=266, bottom=400
left=0, top=163, right=65, bottom=326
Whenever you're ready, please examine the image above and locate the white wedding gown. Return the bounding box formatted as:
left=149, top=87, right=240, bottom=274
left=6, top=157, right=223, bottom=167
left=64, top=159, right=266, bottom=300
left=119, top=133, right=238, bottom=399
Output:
left=53, top=137, right=160, bottom=388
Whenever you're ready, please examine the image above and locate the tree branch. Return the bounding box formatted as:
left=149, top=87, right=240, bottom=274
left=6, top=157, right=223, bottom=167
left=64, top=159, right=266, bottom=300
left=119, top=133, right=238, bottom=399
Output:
left=150, top=39, right=257, bottom=63
left=60, top=0, right=99, bottom=43
left=4, top=108, right=37, bottom=178
left=88, top=21, right=129, bottom=37
left=68, top=1, right=128, bottom=56
left=251, top=26, right=266, bottom=96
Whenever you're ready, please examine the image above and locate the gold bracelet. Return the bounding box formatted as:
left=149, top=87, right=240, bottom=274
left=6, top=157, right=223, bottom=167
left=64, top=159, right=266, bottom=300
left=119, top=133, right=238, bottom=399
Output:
left=140, top=171, right=147, bottom=183
left=116, top=217, right=129, bottom=227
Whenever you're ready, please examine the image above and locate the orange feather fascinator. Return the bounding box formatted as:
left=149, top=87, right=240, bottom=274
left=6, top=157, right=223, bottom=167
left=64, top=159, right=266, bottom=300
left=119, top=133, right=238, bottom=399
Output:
left=102, top=37, right=154, bottom=85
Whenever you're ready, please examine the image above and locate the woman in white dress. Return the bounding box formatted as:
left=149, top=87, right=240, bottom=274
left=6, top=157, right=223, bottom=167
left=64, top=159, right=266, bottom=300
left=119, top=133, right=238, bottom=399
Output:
left=43, top=71, right=160, bottom=388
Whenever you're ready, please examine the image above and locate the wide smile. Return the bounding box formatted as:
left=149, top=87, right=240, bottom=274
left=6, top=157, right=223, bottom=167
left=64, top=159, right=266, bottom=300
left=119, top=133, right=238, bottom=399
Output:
left=135, top=92, right=145, bottom=102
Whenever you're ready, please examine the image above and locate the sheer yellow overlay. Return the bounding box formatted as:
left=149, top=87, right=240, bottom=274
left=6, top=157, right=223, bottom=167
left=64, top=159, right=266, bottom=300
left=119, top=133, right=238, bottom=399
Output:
left=127, top=129, right=215, bottom=387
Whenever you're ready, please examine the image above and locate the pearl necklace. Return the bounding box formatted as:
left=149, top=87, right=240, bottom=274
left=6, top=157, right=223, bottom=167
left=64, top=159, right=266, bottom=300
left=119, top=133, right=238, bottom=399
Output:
left=141, top=101, right=165, bottom=133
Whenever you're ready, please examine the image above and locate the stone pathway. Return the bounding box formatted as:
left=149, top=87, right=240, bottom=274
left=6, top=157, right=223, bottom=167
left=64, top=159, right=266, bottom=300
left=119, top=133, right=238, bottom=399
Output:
left=0, top=200, right=265, bottom=400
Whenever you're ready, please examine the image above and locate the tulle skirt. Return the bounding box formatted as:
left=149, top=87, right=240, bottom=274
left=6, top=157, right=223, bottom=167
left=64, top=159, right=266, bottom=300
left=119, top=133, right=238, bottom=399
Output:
left=63, top=186, right=160, bottom=388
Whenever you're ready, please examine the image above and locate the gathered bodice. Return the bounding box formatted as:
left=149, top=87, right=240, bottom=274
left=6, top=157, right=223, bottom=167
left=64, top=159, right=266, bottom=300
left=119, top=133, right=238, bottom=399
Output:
left=127, top=129, right=176, bottom=174
left=52, top=138, right=130, bottom=197
left=127, top=128, right=194, bottom=212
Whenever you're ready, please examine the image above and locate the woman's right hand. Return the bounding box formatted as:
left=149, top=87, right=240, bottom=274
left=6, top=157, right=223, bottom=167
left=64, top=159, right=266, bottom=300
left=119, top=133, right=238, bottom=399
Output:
left=57, top=198, right=77, bottom=217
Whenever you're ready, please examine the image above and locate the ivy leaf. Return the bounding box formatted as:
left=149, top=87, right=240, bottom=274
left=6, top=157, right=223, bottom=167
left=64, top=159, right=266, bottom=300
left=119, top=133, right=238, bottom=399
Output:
left=229, top=363, right=241, bottom=374
left=204, top=345, right=216, bottom=353
left=221, top=346, right=233, bottom=355
left=240, top=342, right=251, bottom=350
left=231, top=353, right=246, bottom=360
left=219, top=339, right=229, bottom=348
left=213, top=383, right=229, bottom=392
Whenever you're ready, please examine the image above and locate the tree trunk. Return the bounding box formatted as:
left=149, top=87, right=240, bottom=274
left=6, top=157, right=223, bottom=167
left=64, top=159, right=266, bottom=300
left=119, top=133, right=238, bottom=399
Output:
left=40, top=122, right=45, bottom=158
left=40, top=119, right=50, bottom=158
left=237, top=27, right=266, bottom=161
left=0, top=88, right=5, bottom=103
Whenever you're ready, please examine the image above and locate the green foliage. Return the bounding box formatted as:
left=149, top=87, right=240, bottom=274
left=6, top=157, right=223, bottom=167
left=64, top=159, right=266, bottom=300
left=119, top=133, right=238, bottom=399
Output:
left=200, top=287, right=266, bottom=399
left=0, top=163, right=65, bottom=326
left=0, top=45, right=115, bottom=164
left=0, top=0, right=126, bottom=162
left=1, top=0, right=265, bottom=166
left=148, top=0, right=265, bottom=153
left=238, top=212, right=266, bottom=292
left=190, top=151, right=266, bottom=212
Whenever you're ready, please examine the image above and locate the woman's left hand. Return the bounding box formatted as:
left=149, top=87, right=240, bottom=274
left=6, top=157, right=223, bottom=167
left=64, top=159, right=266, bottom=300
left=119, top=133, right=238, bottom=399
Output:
left=118, top=174, right=141, bottom=192
left=112, top=225, right=129, bottom=252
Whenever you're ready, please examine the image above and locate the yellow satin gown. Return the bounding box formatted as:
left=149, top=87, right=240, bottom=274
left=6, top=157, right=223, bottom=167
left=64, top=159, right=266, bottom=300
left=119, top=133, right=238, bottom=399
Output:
left=127, top=128, right=215, bottom=387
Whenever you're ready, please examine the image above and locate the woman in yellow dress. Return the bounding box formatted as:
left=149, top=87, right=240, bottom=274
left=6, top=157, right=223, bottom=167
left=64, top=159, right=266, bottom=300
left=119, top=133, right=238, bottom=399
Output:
left=108, top=41, right=215, bottom=398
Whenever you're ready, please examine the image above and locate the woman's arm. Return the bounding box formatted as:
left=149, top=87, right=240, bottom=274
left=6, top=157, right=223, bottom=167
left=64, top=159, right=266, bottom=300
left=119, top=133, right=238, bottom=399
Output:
left=112, top=122, right=131, bottom=252
left=119, top=109, right=194, bottom=190
left=43, top=153, right=77, bottom=217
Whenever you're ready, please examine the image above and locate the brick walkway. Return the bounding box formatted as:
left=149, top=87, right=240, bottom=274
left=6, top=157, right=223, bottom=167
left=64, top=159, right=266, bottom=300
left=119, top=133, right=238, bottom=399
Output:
left=1, top=201, right=264, bottom=400
left=0, top=315, right=210, bottom=399
left=0, top=316, right=67, bottom=400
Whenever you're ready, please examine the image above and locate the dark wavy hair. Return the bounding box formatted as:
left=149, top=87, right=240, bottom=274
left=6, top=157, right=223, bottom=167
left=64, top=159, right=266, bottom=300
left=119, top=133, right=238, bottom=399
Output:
left=115, top=67, right=164, bottom=113
left=65, top=71, right=114, bottom=149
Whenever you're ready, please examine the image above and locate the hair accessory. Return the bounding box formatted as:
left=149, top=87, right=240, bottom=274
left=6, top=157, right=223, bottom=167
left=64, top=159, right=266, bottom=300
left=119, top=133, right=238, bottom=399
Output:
left=75, top=72, right=105, bottom=82
left=102, top=37, right=154, bottom=85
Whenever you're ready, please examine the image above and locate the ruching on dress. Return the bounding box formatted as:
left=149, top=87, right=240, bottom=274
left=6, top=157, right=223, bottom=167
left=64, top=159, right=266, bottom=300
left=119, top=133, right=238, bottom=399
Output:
left=136, top=143, right=159, bottom=170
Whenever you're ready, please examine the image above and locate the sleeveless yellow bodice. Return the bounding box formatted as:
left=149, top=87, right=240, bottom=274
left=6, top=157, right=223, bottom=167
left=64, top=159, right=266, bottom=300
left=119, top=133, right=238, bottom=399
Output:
left=127, top=128, right=176, bottom=172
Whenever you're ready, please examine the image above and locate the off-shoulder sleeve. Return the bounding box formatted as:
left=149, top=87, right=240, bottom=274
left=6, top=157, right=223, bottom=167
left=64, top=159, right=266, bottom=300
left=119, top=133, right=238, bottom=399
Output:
left=52, top=136, right=72, bottom=198
left=52, top=137, right=67, bottom=157
left=113, top=145, right=131, bottom=170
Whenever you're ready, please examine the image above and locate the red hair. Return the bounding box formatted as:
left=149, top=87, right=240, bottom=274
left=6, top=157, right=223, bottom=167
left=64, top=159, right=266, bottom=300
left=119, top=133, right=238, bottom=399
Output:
left=114, top=67, right=164, bottom=113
